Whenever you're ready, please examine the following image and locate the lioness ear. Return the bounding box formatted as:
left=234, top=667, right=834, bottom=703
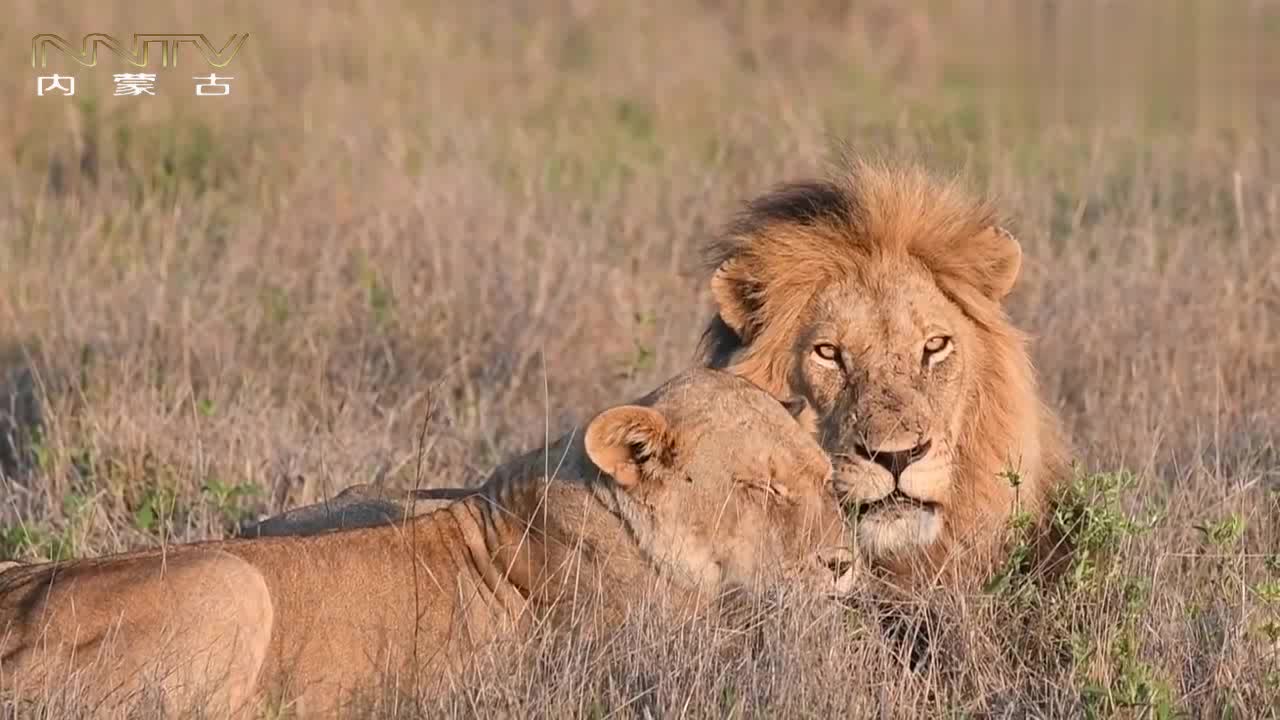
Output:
left=710, top=259, right=761, bottom=343
left=584, top=405, right=673, bottom=489
left=970, top=225, right=1022, bottom=301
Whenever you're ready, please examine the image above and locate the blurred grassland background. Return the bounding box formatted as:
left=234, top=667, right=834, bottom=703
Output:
left=2, top=1, right=1280, bottom=716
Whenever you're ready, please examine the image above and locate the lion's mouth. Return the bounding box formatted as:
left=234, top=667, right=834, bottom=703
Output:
left=851, top=491, right=938, bottom=522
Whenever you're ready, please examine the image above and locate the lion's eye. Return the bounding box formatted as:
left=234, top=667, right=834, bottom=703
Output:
left=734, top=475, right=773, bottom=498
left=769, top=481, right=793, bottom=501
left=754, top=478, right=792, bottom=505
left=923, top=335, right=952, bottom=363
left=813, top=343, right=840, bottom=364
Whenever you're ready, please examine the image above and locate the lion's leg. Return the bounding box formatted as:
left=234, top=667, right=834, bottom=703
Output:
left=0, top=549, right=274, bottom=717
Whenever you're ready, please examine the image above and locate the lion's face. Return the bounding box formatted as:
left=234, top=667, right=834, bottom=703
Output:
left=584, top=369, right=855, bottom=599
left=792, top=260, right=976, bottom=560
left=699, top=164, right=1059, bottom=584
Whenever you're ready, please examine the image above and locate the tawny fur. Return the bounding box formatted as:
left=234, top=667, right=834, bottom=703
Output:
left=0, top=369, right=850, bottom=718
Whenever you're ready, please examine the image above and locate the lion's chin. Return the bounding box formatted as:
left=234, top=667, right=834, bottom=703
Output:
left=854, top=503, right=942, bottom=560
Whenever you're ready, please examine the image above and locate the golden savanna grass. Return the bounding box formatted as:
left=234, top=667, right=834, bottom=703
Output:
left=2, top=1, right=1279, bottom=717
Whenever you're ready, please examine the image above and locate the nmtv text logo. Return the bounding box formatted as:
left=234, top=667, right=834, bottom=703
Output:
left=31, top=33, right=249, bottom=69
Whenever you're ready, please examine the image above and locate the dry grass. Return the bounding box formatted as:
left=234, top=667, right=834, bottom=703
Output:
left=2, top=1, right=1279, bottom=717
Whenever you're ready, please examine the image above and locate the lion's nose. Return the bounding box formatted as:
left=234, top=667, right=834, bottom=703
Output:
left=852, top=438, right=932, bottom=481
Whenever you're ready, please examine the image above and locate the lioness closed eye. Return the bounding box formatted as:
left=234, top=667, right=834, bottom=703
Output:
left=0, top=368, right=853, bottom=718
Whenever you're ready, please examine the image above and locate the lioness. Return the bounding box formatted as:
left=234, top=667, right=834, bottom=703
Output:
left=245, top=158, right=1070, bottom=592
left=0, top=369, right=853, bottom=717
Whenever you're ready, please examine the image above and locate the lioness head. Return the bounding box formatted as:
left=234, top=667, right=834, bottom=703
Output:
left=701, top=160, right=1068, bottom=586
left=582, top=368, right=855, bottom=598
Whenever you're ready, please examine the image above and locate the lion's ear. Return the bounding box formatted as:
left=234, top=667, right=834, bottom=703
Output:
left=969, top=225, right=1022, bottom=302
left=584, top=405, right=674, bottom=489
left=710, top=258, right=761, bottom=342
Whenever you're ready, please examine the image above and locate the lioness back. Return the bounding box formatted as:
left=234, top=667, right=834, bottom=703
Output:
left=0, top=511, right=529, bottom=716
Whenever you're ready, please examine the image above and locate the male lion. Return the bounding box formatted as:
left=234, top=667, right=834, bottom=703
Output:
left=702, top=158, right=1070, bottom=590
left=0, top=369, right=853, bottom=717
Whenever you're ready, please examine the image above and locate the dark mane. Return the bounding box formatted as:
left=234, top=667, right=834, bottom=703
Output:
left=699, top=179, right=865, bottom=366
